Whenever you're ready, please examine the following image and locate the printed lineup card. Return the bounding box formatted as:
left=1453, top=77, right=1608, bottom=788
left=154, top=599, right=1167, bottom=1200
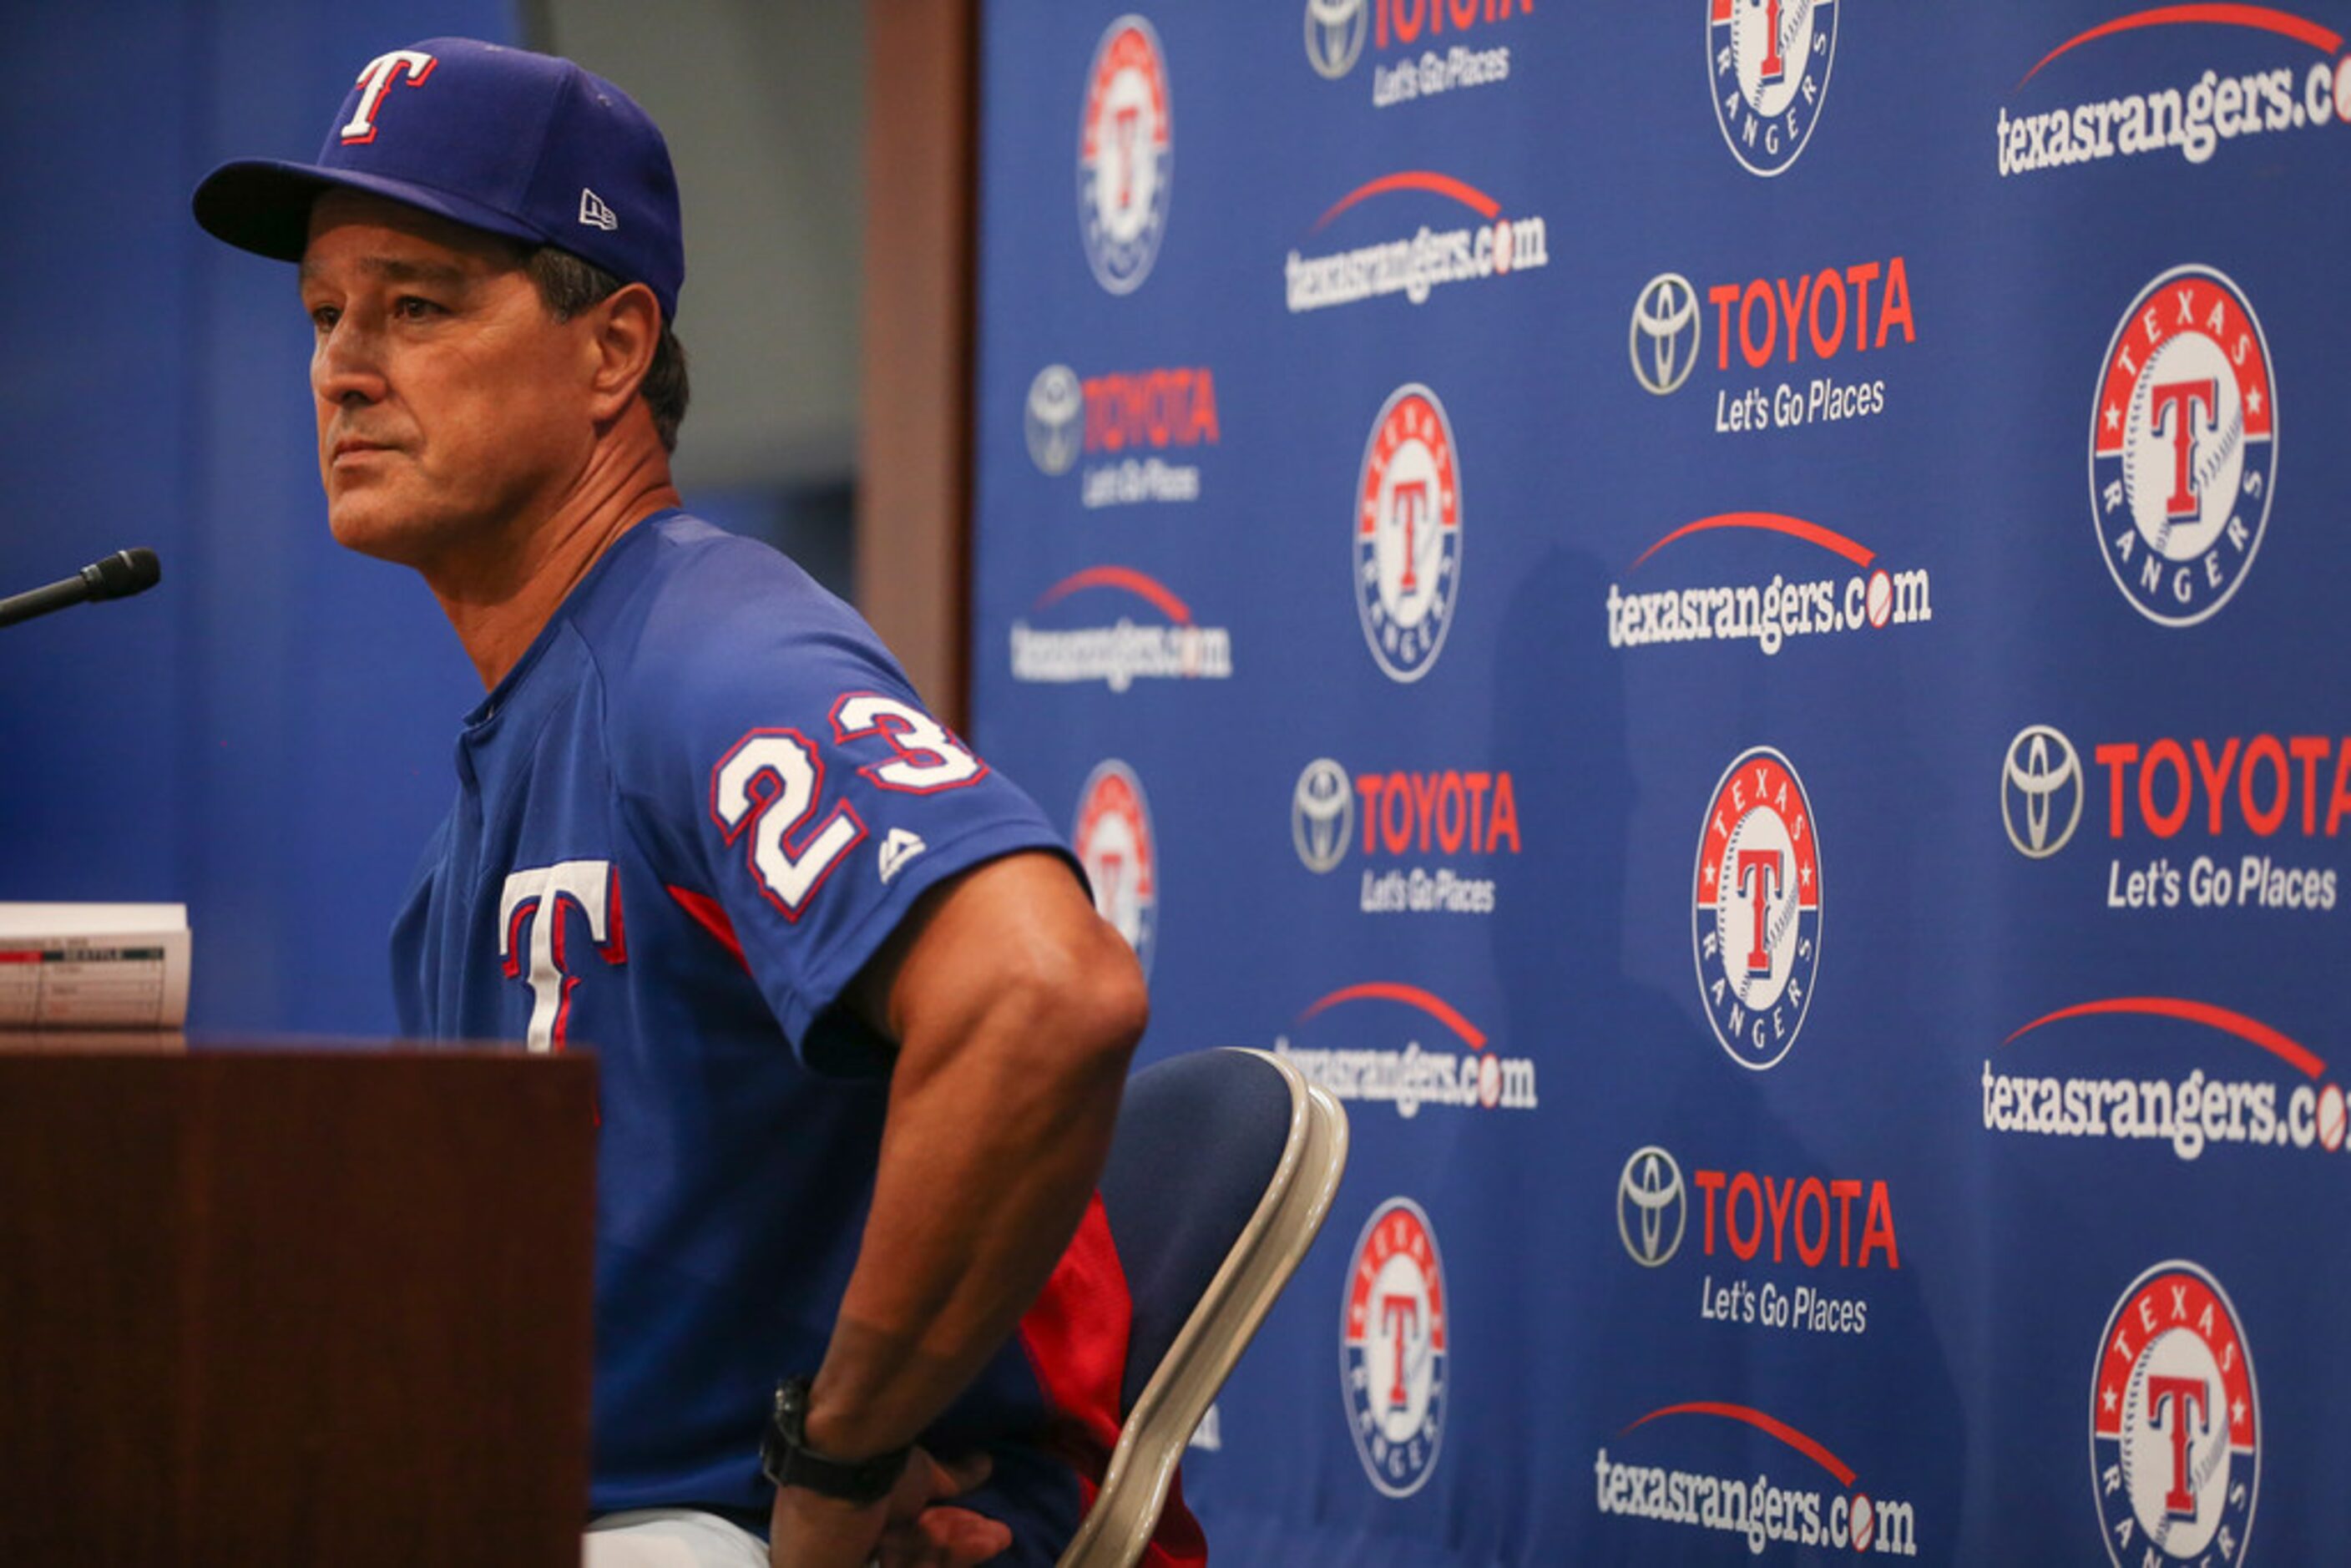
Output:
left=0, top=903, right=190, bottom=1029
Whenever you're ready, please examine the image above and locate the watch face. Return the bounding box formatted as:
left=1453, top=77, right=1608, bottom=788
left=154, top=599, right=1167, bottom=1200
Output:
left=760, top=1378, right=810, bottom=1487
left=778, top=1377, right=811, bottom=1439
left=761, top=1377, right=910, bottom=1505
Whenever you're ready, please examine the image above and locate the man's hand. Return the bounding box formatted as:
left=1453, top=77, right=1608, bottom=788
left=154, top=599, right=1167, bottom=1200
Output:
left=768, top=1449, right=1013, bottom=1568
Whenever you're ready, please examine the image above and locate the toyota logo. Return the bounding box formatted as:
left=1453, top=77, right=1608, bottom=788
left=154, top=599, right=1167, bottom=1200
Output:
left=1616, top=1146, right=1686, bottom=1267
left=1629, top=271, right=1702, bottom=396
left=2002, top=725, right=2083, bottom=858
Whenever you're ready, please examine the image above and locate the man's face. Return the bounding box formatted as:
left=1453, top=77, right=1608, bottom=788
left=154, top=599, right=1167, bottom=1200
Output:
left=300, top=191, right=595, bottom=569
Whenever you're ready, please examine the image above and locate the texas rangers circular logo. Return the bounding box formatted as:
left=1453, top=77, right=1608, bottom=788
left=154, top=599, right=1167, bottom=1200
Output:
left=1025, top=363, right=1083, bottom=475
left=1616, top=1146, right=1686, bottom=1267
left=2091, top=266, right=2276, bottom=627
left=1691, top=747, right=1822, bottom=1070
left=1292, top=756, right=1353, bottom=874
left=2002, top=724, right=2083, bottom=859
left=1341, top=1196, right=1448, bottom=1498
left=1355, top=383, right=1464, bottom=684
left=1077, top=15, right=1172, bottom=295
left=2091, top=1261, right=2258, bottom=1567
left=1074, top=760, right=1157, bottom=978
left=1707, top=0, right=1838, bottom=176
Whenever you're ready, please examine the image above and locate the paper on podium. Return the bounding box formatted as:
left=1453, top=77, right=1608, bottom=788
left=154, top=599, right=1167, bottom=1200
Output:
left=0, top=903, right=190, bottom=1029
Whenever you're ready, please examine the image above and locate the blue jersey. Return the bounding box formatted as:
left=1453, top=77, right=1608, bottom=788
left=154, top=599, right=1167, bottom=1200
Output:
left=390, top=513, right=1199, bottom=1561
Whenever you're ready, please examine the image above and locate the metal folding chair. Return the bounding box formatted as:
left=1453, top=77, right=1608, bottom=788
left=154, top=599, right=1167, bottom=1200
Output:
left=1057, top=1048, right=1350, bottom=1568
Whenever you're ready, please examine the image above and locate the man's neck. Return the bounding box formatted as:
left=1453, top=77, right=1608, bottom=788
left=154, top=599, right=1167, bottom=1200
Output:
left=426, top=435, right=683, bottom=690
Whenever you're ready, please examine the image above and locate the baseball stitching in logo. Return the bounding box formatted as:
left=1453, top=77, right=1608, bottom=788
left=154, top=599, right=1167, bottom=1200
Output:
left=2091, top=1260, right=2258, bottom=1566
left=1692, top=746, right=1822, bottom=1070
left=1707, top=0, right=1838, bottom=176
left=2091, top=265, right=2277, bottom=627
left=1355, top=383, right=1464, bottom=683
left=1077, top=16, right=1173, bottom=294
left=1340, top=1196, right=1449, bottom=1496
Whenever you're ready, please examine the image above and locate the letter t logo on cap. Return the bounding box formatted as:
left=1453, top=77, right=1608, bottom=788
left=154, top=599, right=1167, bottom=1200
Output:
left=341, top=50, right=437, bottom=144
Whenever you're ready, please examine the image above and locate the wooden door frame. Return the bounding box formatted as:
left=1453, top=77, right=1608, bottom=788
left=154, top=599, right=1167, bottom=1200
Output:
left=858, top=0, right=978, bottom=730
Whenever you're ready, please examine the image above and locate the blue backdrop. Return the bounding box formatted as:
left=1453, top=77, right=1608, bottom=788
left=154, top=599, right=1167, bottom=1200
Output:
left=971, top=4, right=2351, bottom=1563
left=0, top=1, right=513, bottom=1034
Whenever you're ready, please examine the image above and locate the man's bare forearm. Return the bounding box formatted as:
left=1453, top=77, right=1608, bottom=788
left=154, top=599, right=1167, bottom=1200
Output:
left=803, top=854, right=1145, bottom=1459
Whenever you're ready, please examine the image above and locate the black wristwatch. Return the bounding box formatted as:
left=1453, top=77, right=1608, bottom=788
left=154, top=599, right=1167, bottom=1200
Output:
left=759, top=1376, right=912, bottom=1505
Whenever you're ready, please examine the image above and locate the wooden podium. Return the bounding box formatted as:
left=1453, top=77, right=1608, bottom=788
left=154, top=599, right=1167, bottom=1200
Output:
left=0, top=1039, right=598, bottom=1567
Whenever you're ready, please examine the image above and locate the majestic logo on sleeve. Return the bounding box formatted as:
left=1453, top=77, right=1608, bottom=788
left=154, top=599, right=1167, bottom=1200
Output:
left=1342, top=1197, right=1448, bottom=1498
left=498, top=861, right=625, bottom=1053
left=2092, top=1261, right=2257, bottom=1567
left=1708, top=0, right=1838, bottom=176
left=1693, top=748, right=1822, bottom=1070
left=1074, top=761, right=1157, bottom=977
left=1356, top=384, right=1464, bottom=683
left=876, top=827, right=928, bottom=885
left=1078, top=15, right=1172, bottom=295
left=2092, top=266, right=2276, bottom=627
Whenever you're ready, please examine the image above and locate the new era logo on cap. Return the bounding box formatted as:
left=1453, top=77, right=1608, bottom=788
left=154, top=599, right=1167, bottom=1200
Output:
left=191, top=37, right=685, bottom=322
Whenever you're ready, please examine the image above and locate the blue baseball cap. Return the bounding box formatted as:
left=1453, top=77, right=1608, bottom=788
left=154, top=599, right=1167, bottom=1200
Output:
left=193, top=38, right=685, bottom=323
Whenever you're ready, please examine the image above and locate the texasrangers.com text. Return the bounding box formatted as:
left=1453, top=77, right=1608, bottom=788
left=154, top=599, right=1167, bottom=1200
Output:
left=1286, top=215, right=1549, bottom=312
left=1009, top=621, right=1232, bottom=692
left=2000, top=58, right=2351, bottom=175
left=1983, top=1061, right=2347, bottom=1162
left=1274, top=1039, right=1536, bottom=1117
left=1606, top=568, right=1931, bottom=655
left=1594, top=1452, right=1918, bottom=1556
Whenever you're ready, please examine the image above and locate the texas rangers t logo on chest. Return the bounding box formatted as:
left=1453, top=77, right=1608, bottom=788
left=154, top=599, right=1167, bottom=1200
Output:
left=498, top=861, right=626, bottom=1052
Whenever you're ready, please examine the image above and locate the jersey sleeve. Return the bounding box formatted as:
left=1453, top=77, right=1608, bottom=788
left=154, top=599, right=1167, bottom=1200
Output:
left=614, top=604, right=1077, bottom=1074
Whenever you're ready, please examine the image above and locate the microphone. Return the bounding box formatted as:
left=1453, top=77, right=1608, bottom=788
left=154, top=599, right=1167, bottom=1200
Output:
left=0, top=549, right=163, bottom=629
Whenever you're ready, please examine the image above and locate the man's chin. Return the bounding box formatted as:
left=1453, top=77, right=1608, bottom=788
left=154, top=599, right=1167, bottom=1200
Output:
left=326, top=498, right=437, bottom=569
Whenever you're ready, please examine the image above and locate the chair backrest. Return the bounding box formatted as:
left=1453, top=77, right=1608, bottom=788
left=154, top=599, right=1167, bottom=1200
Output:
left=1059, top=1048, right=1349, bottom=1568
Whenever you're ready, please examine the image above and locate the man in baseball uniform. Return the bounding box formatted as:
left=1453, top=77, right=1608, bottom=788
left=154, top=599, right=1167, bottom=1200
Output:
left=193, top=38, right=1202, bottom=1568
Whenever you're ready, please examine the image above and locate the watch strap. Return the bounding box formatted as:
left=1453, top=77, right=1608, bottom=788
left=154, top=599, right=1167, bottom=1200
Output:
left=760, top=1376, right=912, bottom=1505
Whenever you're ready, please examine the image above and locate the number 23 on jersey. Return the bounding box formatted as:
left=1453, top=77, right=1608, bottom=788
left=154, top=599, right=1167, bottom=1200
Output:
left=708, top=693, right=986, bottom=920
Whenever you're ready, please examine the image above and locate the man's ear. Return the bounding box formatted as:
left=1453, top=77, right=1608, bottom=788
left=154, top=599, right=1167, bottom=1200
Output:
left=584, top=281, right=662, bottom=424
